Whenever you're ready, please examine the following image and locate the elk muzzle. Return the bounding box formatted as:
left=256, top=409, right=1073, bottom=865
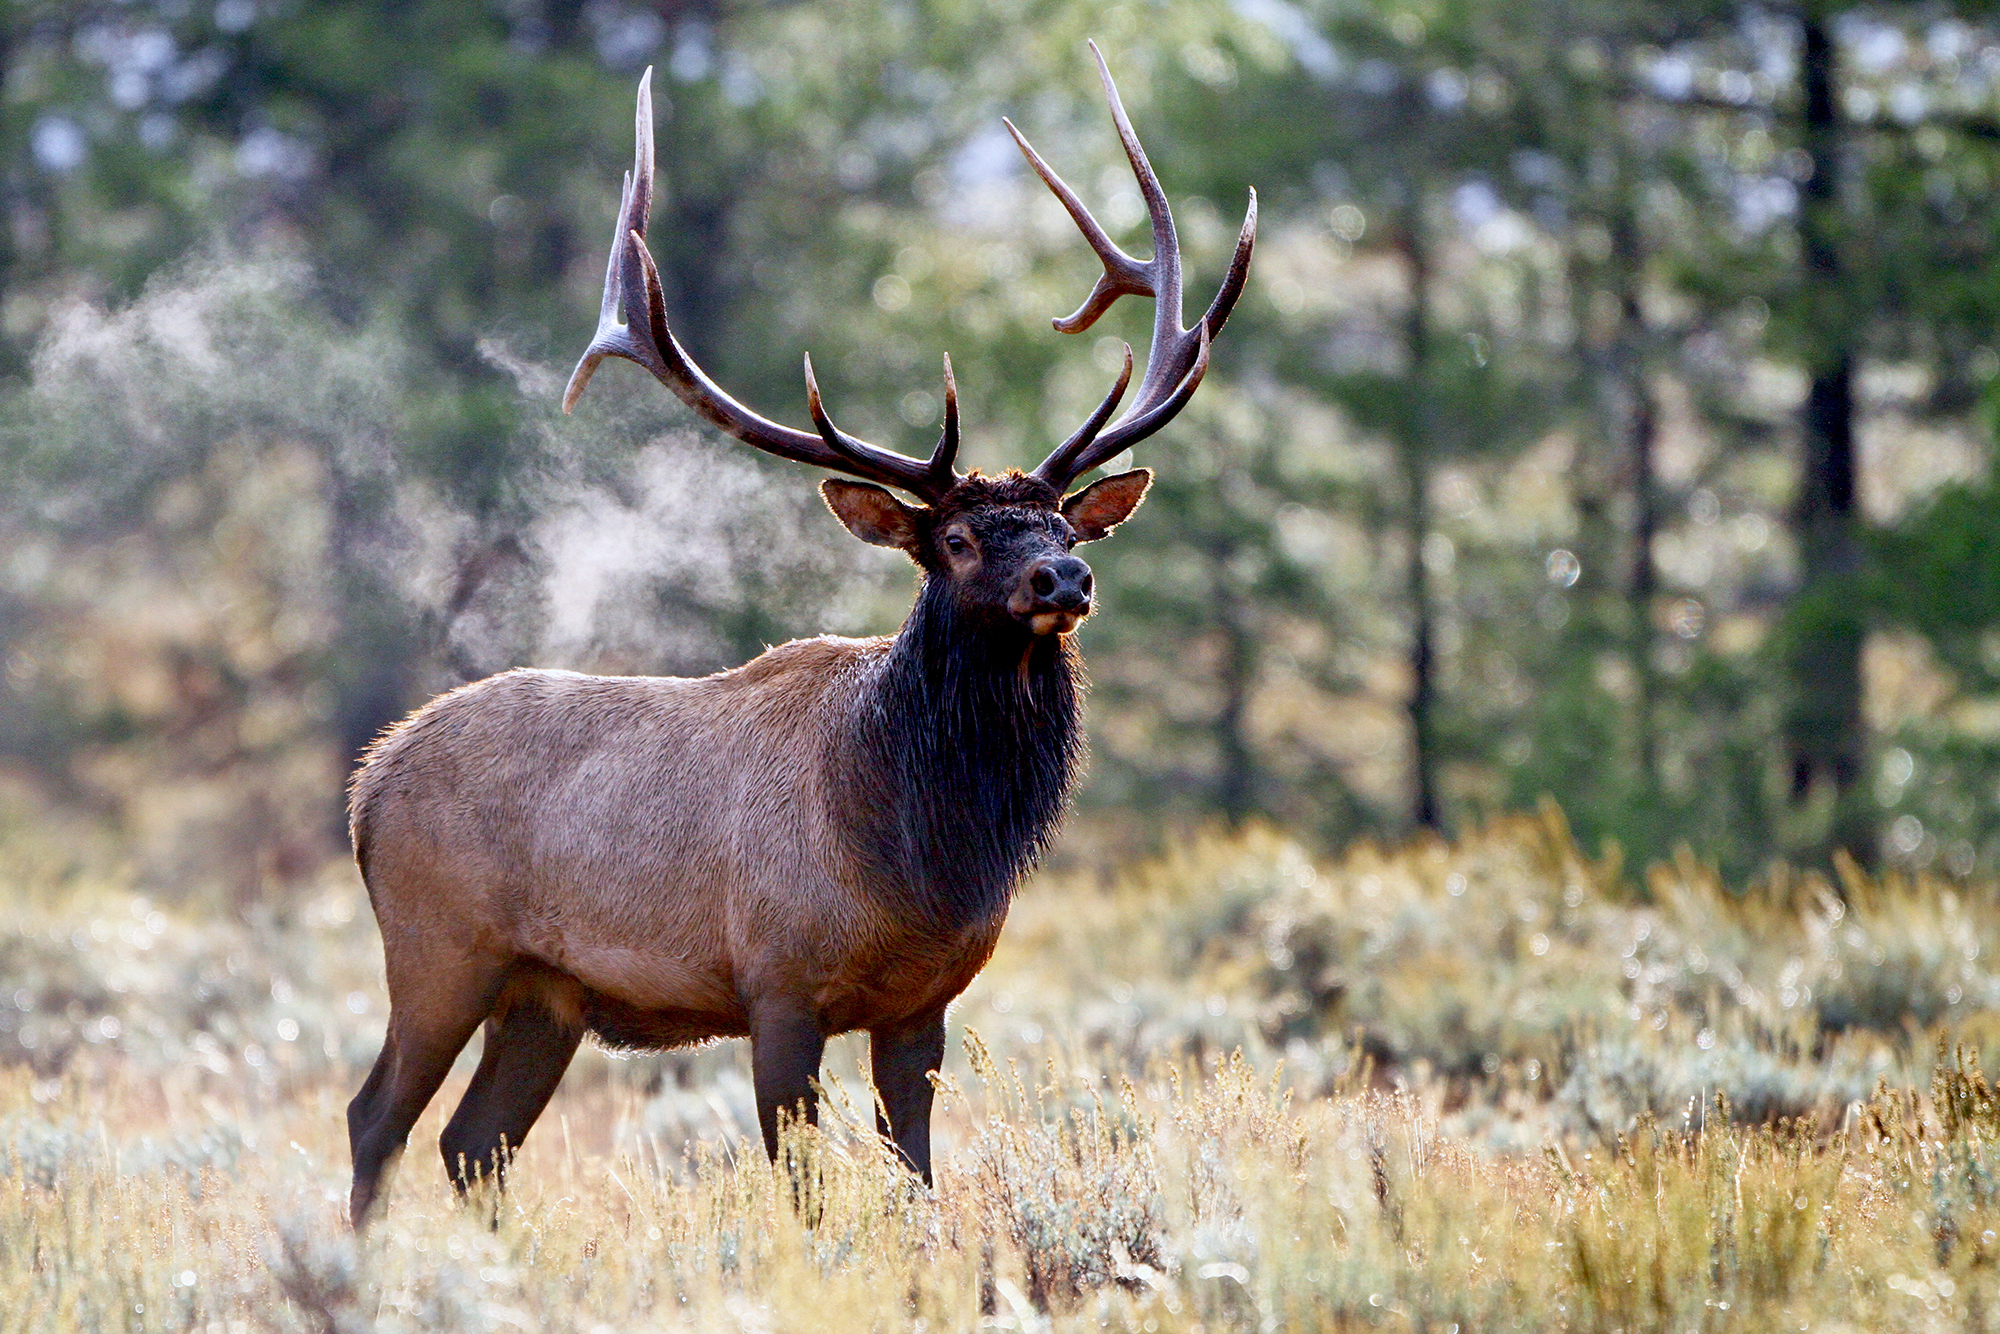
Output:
left=1012, top=555, right=1093, bottom=635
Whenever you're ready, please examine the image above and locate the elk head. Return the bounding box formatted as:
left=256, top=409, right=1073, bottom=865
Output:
left=563, top=44, right=1256, bottom=640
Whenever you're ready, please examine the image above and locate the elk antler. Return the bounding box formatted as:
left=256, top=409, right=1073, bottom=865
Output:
left=1010, top=41, right=1257, bottom=492
left=564, top=69, right=963, bottom=504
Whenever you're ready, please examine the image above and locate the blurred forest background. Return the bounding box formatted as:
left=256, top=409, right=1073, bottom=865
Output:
left=6, top=0, right=2000, bottom=903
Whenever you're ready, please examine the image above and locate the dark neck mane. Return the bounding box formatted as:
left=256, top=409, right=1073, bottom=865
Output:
left=840, top=576, right=1085, bottom=929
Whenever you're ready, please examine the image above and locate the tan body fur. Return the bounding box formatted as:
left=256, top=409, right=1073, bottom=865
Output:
left=351, top=641, right=1006, bottom=1053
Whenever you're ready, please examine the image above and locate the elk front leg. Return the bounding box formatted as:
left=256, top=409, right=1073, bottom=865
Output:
left=750, top=1001, right=825, bottom=1162
left=870, top=1007, right=946, bottom=1185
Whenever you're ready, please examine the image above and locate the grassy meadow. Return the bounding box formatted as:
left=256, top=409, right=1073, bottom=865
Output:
left=7, top=811, right=2000, bottom=1331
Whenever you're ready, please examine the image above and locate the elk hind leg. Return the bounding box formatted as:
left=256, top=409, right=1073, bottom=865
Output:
left=439, top=975, right=584, bottom=1203
left=347, top=955, right=508, bottom=1230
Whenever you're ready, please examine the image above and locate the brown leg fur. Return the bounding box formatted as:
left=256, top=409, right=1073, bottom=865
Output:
left=347, top=953, right=509, bottom=1229
left=870, top=1007, right=947, bottom=1186
left=438, top=999, right=583, bottom=1202
left=750, top=1000, right=825, bottom=1163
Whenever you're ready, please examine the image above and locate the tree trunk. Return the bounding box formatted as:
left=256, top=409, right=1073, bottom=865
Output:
left=1610, top=177, right=1662, bottom=814
left=1787, top=12, right=1872, bottom=867
left=1213, top=563, right=1256, bottom=827
left=1398, top=184, right=1441, bottom=831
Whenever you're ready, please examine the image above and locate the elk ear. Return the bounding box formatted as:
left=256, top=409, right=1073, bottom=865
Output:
left=1062, top=468, right=1152, bottom=542
left=821, top=479, right=923, bottom=552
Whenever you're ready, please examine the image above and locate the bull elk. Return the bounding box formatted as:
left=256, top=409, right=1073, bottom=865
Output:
left=345, top=44, right=1254, bottom=1226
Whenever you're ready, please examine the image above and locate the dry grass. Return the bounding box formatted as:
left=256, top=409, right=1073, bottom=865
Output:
left=8, top=813, right=2000, bottom=1330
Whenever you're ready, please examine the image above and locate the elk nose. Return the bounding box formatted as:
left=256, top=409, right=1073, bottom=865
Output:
left=1027, top=556, right=1093, bottom=610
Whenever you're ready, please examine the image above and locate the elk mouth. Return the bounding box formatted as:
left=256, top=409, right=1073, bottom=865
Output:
left=1025, top=607, right=1087, bottom=636
left=1008, top=589, right=1091, bottom=636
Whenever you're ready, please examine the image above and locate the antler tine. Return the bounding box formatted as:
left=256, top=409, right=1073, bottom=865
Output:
left=562, top=76, right=664, bottom=411
left=1026, top=43, right=1256, bottom=491
left=933, top=353, right=961, bottom=482
left=565, top=68, right=963, bottom=505
left=1092, top=40, right=1187, bottom=402
left=801, top=350, right=962, bottom=500
left=1031, top=342, right=1133, bottom=487
left=1200, top=189, right=1258, bottom=341
left=802, top=353, right=866, bottom=460
left=1001, top=117, right=1152, bottom=334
